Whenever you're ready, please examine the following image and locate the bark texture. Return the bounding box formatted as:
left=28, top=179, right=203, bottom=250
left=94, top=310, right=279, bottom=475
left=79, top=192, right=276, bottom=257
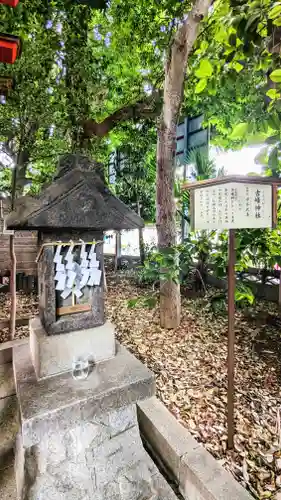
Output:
left=156, top=0, right=212, bottom=329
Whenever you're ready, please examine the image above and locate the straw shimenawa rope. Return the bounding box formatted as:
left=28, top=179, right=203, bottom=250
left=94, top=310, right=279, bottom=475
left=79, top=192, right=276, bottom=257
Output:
left=35, top=239, right=104, bottom=263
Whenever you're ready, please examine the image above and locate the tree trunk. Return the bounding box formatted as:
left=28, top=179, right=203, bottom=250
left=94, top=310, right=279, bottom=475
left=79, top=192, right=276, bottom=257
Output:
left=156, top=0, right=212, bottom=329
left=157, top=124, right=180, bottom=328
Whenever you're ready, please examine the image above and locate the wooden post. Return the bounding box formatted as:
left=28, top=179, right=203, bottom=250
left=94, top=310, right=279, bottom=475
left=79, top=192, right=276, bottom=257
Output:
left=9, top=160, right=17, bottom=340
left=272, top=184, right=278, bottom=228
left=279, top=274, right=281, bottom=312
left=272, top=185, right=281, bottom=311
left=114, top=231, right=122, bottom=271
left=181, top=164, right=187, bottom=243
left=227, top=229, right=235, bottom=449
left=137, top=200, right=145, bottom=265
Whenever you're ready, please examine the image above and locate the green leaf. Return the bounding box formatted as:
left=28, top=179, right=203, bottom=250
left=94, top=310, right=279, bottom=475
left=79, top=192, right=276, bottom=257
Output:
left=143, top=297, right=157, bottom=309
left=265, top=134, right=280, bottom=144
left=273, top=17, right=281, bottom=26
left=229, top=122, right=248, bottom=139
left=257, top=22, right=267, bottom=37
left=270, top=69, right=281, bottom=82
left=200, top=40, right=209, bottom=52
left=214, top=27, right=228, bottom=43
left=245, top=13, right=260, bottom=31
left=268, top=113, right=281, bottom=130
left=269, top=4, right=281, bottom=19
left=195, top=59, right=213, bottom=79
left=232, top=61, right=244, bottom=73
left=266, top=88, right=280, bottom=99
left=268, top=146, right=279, bottom=170
left=254, top=146, right=268, bottom=166
left=127, top=298, right=139, bottom=308
left=195, top=78, right=207, bottom=94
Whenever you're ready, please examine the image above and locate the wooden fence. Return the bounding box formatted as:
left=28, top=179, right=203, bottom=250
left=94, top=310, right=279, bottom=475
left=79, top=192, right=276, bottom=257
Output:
left=0, top=231, right=38, bottom=275
left=0, top=199, right=38, bottom=277
left=0, top=199, right=38, bottom=293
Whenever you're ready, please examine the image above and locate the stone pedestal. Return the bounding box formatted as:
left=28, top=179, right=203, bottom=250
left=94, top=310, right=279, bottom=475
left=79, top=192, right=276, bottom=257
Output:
left=13, top=343, right=177, bottom=500
left=30, top=317, right=116, bottom=380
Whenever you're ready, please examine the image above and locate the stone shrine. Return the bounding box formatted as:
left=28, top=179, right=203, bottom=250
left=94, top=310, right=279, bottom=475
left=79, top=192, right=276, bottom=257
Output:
left=6, top=155, right=177, bottom=500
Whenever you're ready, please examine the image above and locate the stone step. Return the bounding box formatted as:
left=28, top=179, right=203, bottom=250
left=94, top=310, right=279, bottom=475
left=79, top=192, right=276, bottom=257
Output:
left=0, top=361, right=17, bottom=470
left=0, top=389, right=18, bottom=500
left=0, top=395, right=19, bottom=471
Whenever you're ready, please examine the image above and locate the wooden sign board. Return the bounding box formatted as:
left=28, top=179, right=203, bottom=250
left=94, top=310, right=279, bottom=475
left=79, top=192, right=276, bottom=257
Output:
left=56, top=304, right=92, bottom=317
left=191, top=182, right=273, bottom=231
left=183, top=175, right=279, bottom=450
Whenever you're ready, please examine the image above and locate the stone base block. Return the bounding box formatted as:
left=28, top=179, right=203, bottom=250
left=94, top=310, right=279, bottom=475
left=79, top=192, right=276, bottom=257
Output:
left=30, top=316, right=116, bottom=380
left=13, top=343, right=177, bottom=499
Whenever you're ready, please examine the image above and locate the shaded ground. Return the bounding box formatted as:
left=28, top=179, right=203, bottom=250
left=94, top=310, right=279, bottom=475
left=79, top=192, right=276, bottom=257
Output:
left=106, top=271, right=281, bottom=499
left=0, top=292, right=37, bottom=342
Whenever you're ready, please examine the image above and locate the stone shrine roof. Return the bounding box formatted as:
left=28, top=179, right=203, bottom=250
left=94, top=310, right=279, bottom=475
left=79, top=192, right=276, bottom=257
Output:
left=6, top=154, right=144, bottom=231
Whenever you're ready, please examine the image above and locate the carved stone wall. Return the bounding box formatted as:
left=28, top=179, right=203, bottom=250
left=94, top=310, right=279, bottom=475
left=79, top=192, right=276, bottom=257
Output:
left=14, top=343, right=176, bottom=500
left=16, top=404, right=176, bottom=500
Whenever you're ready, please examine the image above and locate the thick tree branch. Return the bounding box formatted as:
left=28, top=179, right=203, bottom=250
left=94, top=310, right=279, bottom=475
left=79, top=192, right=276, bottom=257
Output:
left=82, top=1, right=211, bottom=141
left=83, top=90, right=162, bottom=138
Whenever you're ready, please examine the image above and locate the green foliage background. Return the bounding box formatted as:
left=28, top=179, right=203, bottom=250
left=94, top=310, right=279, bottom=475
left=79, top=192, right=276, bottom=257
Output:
left=2, top=0, right=281, bottom=209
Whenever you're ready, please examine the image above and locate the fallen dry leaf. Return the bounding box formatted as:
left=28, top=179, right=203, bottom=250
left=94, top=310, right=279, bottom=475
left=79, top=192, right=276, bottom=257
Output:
left=105, top=267, right=281, bottom=499
left=3, top=266, right=281, bottom=499
left=0, top=291, right=38, bottom=342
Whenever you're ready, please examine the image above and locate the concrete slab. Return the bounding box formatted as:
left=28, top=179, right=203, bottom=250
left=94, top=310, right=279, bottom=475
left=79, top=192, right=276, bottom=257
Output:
left=138, top=395, right=199, bottom=479
left=180, top=446, right=251, bottom=500
left=0, top=396, right=18, bottom=471
left=30, top=317, right=116, bottom=379
left=138, top=397, right=252, bottom=500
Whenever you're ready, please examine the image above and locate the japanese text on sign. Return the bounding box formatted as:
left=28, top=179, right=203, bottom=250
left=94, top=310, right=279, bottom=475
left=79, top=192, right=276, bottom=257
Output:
left=193, top=182, right=272, bottom=230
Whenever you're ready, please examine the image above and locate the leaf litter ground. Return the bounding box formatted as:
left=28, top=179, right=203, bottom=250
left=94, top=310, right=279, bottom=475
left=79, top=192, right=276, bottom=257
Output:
left=1, top=273, right=281, bottom=498
left=106, top=271, right=281, bottom=499
left=0, top=292, right=38, bottom=342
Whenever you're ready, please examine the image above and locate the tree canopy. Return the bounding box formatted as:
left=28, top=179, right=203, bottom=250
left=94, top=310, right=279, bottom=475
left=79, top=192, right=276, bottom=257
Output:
left=2, top=0, right=281, bottom=331
left=1, top=0, right=281, bottom=193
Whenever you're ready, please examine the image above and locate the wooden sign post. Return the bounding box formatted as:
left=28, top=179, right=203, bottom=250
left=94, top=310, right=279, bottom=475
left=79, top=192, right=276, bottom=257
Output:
left=228, top=228, right=235, bottom=448
left=183, top=176, right=280, bottom=449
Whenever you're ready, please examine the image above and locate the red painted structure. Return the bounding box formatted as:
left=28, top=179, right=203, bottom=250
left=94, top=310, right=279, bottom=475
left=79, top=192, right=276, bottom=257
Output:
left=0, top=33, right=21, bottom=64
left=0, top=0, right=19, bottom=7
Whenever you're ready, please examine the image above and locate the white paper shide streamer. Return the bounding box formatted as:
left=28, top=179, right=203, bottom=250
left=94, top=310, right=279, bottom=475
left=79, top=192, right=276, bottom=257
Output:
left=53, top=242, right=102, bottom=300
